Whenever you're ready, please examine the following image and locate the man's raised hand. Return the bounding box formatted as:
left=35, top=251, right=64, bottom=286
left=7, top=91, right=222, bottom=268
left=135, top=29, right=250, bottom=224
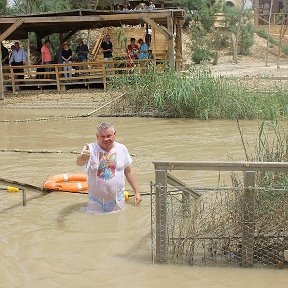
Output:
left=81, top=143, right=90, bottom=162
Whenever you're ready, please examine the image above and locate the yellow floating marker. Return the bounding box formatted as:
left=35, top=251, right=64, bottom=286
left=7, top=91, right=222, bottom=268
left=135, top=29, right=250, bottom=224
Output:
left=124, top=191, right=130, bottom=201
left=7, top=186, right=20, bottom=193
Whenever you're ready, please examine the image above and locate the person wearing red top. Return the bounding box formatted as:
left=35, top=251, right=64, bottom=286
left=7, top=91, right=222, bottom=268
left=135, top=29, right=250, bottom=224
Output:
left=127, top=38, right=139, bottom=60
left=126, top=38, right=139, bottom=67
left=41, top=39, right=52, bottom=79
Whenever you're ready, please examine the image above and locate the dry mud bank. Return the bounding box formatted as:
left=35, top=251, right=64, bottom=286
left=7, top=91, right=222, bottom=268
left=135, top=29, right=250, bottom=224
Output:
left=0, top=90, right=119, bottom=110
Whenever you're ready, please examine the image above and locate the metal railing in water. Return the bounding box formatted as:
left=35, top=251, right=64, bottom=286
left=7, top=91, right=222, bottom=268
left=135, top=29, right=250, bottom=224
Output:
left=152, top=161, right=288, bottom=268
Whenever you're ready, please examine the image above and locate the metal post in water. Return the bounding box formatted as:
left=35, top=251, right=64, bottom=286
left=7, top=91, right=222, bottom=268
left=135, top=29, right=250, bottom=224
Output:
left=242, top=171, right=256, bottom=267
left=22, top=189, right=26, bottom=206
left=155, top=168, right=168, bottom=264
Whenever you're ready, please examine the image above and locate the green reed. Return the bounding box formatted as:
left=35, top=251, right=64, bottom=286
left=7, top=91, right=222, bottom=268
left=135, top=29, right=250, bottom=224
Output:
left=110, top=66, right=288, bottom=120
left=254, top=121, right=288, bottom=189
left=237, top=119, right=288, bottom=215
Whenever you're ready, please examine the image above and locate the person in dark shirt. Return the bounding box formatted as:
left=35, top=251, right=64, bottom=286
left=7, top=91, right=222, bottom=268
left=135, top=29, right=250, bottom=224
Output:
left=76, top=39, right=89, bottom=75
left=101, top=34, right=113, bottom=60
left=62, top=42, right=72, bottom=78
left=1, top=43, right=9, bottom=65
left=1, top=43, right=9, bottom=81
left=76, top=39, right=89, bottom=62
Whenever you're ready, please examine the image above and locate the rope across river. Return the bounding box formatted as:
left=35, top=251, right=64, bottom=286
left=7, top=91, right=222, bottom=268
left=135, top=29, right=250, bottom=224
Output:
left=0, top=93, right=126, bottom=123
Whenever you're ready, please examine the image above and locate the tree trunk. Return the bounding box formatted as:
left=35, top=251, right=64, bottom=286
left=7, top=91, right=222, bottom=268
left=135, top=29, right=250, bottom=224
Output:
left=277, top=3, right=288, bottom=69
left=265, top=0, right=274, bottom=67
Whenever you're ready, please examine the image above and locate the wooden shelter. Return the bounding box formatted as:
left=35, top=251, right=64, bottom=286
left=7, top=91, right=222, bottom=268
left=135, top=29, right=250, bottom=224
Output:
left=0, top=9, right=184, bottom=98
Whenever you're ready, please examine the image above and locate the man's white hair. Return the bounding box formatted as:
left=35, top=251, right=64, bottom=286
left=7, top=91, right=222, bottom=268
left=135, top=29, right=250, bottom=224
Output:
left=96, top=122, right=115, bottom=132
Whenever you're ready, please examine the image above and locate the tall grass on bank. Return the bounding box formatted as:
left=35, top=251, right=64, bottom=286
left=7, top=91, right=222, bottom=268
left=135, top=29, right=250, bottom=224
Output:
left=111, top=67, right=288, bottom=119
left=236, top=121, right=288, bottom=243
left=247, top=120, right=288, bottom=188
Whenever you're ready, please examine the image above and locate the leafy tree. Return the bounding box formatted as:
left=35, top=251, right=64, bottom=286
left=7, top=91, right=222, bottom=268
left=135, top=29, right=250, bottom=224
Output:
left=181, top=0, right=222, bottom=64
left=180, top=0, right=221, bottom=32
left=9, top=0, right=71, bottom=14
left=223, top=3, right=254, bottom=61
left=0, top=0, right=7, bottom=14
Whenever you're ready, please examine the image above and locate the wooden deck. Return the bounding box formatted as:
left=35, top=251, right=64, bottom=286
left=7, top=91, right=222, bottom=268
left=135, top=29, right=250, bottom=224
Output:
left=2, top=59, right=168, bottom=94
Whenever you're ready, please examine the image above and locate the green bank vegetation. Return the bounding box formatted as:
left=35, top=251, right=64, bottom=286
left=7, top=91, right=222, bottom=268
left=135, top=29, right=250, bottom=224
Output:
left=241, top=120, right=288, bottom=187
left=235, top=120, right=288, bottom=238
left=112, top=67, right=288, bottom=120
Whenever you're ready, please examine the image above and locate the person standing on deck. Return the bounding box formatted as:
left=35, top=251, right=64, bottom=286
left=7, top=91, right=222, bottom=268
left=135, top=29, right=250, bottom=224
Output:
left=101, top=34, right=113, bottom=72
left=101, top=34, right=113, bottom=66
left=76, top=39, right=89, bottom=62
left=76, top=122, right=142, bottom=214
left=9, top=41, right=26, bottom=91
left=1, top=43, right=9, bottom=66
left=1, top=43, right=9, bottom=80
left=138, top=38, right=149, bottom=60
left=62, top=42, right=73, bottom=79
left=41, top=39, right=52, bottom=79
left=76, top=39, right=89, bottom=75
left=9, top=41, right=26, bottom=80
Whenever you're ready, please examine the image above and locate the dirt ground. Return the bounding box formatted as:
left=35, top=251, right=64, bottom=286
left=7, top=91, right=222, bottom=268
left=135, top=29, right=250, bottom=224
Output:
left=182, top=31, right=288, bottom=77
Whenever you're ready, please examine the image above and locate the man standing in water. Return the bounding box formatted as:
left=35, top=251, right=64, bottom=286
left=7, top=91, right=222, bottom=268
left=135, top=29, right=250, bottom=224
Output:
left=76, top=122, right=142, bottom=214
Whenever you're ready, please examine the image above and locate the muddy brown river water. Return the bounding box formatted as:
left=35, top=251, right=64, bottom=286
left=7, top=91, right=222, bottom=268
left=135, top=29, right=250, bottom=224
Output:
left=0, top=108, right=287, bottom=288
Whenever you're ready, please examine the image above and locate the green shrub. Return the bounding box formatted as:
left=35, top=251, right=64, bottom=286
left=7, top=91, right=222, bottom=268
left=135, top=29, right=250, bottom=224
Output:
left=255, top=29, right=278, bottom=45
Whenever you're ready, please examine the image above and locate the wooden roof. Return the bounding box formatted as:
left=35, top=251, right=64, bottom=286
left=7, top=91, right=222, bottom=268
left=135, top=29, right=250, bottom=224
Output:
left=0, top=9, right=185, bottom=40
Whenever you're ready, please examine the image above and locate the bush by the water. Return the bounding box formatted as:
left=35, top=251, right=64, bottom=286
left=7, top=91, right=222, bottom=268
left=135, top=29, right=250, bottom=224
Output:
left=111, top=67, right=288, bottom=120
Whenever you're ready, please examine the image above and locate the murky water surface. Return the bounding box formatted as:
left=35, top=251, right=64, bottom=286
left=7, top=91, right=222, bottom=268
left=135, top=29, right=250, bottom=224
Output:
left=0, top=109, right=287, bottom=288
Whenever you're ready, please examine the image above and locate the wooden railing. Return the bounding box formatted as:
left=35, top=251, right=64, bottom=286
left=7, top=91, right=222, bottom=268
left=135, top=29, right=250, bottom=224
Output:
left=256, top=12, right=287, bottom=26
left=2, top=58, right=170, bottom=94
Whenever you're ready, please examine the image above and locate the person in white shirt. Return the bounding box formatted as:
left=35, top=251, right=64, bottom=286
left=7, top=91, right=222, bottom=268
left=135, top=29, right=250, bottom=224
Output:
left=76, top=122, right=142, bottom=214
left=9, top=41, right=26, bottom=80
left=148, top=1, right=156, bottom=10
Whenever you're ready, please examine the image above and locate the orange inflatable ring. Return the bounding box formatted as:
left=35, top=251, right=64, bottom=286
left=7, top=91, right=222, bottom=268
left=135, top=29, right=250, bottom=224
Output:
left=43, top=173, right=88, bottom=193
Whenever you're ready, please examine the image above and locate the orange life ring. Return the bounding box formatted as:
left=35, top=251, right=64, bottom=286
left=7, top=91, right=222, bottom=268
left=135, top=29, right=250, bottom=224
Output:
left=43, top=173, right=88, bottom=193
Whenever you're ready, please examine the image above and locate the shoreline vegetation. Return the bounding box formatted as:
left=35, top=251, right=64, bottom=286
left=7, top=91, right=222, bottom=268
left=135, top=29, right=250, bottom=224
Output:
left=111, top=66, right=288, bottom=120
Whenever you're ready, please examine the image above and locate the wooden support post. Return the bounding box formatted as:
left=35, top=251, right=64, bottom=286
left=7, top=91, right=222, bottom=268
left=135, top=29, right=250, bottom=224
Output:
left=175, top=19, right=182, bottom=71
left=10, top=66, right=16, bottom=94
left=167, top=14, right=175, bottom=70
left=155, top=169, right=168, bottom=264
left=27, top=32, right=32, bottom=78
left=103, top=62, right=107, bottom=90
left=231, top=33, right=237, bottom=64
left=87, top=29, right=91, bottom=60
left=242, top=171, right=256, bottom=268
left=152, top=27, right=156, bottom=66
left=0, top=40, right=4, bottom=100
left=59, top=33, right=63, bottom=45
left=55, top=66, right=61, bottom=92
left=35, top=34, right=42, bottom=50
